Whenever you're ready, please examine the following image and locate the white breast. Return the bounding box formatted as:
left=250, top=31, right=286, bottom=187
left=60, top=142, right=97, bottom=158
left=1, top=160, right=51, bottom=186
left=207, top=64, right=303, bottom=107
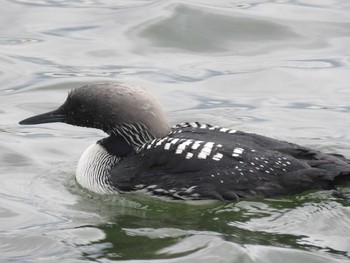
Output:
left=76, top=142, right=120, bottom=194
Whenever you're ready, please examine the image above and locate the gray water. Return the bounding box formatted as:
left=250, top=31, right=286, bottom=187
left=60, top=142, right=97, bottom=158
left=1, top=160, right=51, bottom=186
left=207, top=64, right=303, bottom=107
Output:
left=1, top=0, right=350, bottom=262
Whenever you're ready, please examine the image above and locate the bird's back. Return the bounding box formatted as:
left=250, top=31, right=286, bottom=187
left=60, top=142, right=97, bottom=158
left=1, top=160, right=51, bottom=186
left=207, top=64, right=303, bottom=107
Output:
left=109, top=123, right=350, bottom=200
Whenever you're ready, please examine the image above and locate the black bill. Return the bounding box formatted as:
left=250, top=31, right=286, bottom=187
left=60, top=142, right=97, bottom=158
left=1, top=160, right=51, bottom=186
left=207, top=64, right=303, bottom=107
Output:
left=19, top=109, right=67, bottom=125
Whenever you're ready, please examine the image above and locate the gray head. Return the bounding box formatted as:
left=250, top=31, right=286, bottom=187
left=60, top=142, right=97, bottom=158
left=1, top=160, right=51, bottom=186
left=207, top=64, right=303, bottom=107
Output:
left=20, top=83, right=171, bottom=146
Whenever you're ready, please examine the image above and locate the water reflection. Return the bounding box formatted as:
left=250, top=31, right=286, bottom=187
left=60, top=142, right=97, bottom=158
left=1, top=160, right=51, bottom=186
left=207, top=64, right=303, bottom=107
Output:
left=63, top=191, right=350, bottom=261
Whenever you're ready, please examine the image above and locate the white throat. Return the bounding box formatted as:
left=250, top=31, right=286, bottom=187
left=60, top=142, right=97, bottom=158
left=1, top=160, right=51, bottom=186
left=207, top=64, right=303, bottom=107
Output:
left=76, top=142, right=120, bottom=194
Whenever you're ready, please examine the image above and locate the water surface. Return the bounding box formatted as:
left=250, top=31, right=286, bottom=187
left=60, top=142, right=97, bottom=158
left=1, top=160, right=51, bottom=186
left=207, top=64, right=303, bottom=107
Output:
left=1, top=0, right=350, bottom=262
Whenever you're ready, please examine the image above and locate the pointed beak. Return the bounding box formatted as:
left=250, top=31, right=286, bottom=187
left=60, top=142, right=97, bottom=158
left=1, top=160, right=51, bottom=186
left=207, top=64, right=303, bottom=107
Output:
left=19, top=108, right=68, bottom=125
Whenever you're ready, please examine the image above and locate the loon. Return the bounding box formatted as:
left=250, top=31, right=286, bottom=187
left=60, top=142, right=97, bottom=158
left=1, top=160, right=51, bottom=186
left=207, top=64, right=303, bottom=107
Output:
left=19, top=82, right=350, bottom=201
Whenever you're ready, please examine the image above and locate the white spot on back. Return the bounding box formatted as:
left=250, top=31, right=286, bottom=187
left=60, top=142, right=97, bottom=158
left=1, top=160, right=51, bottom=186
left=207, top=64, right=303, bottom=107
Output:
left=205, top=142, right=215, bottom=148
left=191, top=141, right=202, bottom=150
left=164, top=142, right=171, bottom=150
left=186, top=152, right=194, bottom=159
left=198, top=142, right=214, bottom=159
left=212, top=153, right=223, bottom=161
left=233, top=147, right=244, bottom=154
left=175, top=140, right=192, bottom=154
left=171, top=138, right=180, bottom=145
left=198, top=151, right=208, bottom=159
left=156, top=137, right=167, bottom=146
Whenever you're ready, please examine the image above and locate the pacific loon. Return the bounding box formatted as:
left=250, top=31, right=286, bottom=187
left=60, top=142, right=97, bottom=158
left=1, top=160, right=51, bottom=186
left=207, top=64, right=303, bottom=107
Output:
left=19, top=83, right=350, bottom=201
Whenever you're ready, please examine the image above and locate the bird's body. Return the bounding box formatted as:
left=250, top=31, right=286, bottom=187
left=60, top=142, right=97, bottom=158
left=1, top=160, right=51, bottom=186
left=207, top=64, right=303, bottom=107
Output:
left=20, top=83, right=350, bottom=201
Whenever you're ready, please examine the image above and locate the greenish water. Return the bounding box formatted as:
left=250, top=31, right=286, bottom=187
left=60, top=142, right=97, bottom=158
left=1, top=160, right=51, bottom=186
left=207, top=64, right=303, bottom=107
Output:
left=1, top=0, right=350, bottom=262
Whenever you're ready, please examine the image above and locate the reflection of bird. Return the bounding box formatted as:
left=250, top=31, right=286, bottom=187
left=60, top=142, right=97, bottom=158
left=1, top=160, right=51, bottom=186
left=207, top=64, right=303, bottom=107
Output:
left=20, top=83, right=350, bottom=201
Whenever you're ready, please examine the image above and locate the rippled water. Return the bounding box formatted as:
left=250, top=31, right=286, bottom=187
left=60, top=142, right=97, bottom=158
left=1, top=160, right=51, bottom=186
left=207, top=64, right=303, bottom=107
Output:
left=1, top=0, right=350, bottom=262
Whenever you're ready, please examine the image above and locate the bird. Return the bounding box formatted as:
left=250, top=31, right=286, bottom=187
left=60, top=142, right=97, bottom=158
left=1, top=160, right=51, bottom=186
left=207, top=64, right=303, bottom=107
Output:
left=19, top=82, right=350, bottom=201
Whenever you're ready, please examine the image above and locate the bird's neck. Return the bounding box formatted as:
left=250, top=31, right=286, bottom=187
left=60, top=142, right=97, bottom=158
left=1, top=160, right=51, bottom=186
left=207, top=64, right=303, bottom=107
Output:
left=105, top=123, right=157, bottom=150
left=75, top=127, right=157, bottom=194
left=76, top=141, right=120, bottom=194
left=98, top=135, right=135, bottom=157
